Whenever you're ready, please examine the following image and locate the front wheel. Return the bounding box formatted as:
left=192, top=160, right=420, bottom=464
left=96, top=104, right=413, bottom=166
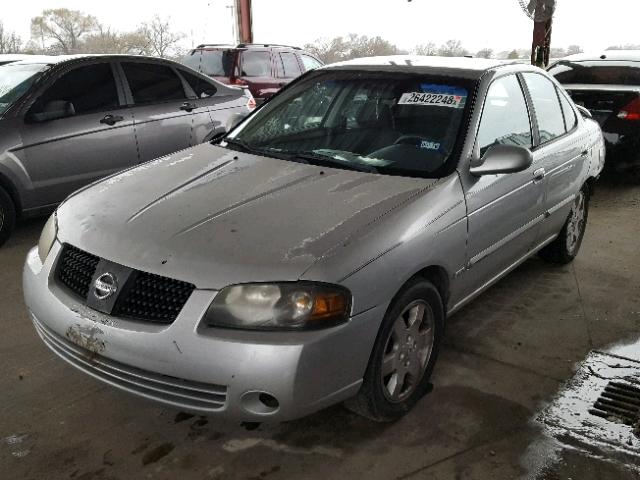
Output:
left=539, top=185, right=589, bottom=264
left=345, top=280, right=444, bottom=422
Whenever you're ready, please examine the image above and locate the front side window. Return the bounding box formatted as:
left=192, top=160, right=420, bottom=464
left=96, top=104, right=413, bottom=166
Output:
left=227, top=70, right=474, bottom=178
left=36, top=63, right=118, bottom=115
left=122, top=62, right=186, bottom=104
left=0, top=63, right=47, bottom=115
left=240, top=51, right=271, bottom=77
left=301, top=54, right=322, bottom=71
left=523, top=73, right=565, bottom=144
left=476, top=75, right=533, bottom=156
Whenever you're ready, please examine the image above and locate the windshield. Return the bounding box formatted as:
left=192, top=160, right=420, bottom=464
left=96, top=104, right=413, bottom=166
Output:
left=0, top=63, right=47, bottom=115
left=549, top=60, right=640, bottom=86
left=227, top=70, right=474, bottom=178
left=182, top=49, right=235, bottom=77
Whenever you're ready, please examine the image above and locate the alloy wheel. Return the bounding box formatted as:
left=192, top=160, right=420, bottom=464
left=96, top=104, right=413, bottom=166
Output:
left=566, top=191, right=586, bottom=255
left=381, top=300, right=435, bottom=403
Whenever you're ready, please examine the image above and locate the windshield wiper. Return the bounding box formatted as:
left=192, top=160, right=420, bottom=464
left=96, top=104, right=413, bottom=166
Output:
left=222, top=138, right=297, bottom=162
left=289, top=152, right=379, bottom=173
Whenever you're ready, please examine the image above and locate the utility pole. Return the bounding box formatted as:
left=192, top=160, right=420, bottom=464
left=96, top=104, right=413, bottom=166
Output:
left=234, top=0, right=253, bottom=44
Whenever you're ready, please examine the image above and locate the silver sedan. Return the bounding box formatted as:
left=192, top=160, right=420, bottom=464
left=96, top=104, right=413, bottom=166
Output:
left=24, top=56, right=604, bottom=422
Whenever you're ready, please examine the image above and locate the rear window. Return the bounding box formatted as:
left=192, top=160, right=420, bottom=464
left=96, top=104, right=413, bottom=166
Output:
left=549, top=60, right=640, bottom=85
left=182, top=49, right=235, bottom=77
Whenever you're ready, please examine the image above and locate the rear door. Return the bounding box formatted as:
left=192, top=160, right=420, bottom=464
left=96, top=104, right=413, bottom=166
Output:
left=16, top=61, right=137, bottom=207
left=120, top=61, right=192, bottom=162
left=522, top=73, right=586, bottom=241
left=275, top=51, right=304, bottom=87
left=461, top=74, right=545, bottom=297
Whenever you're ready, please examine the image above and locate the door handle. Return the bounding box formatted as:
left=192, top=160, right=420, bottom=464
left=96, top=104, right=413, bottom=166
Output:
left=580, top=149, right=589, bottom=157
left=180, top=102, right=196, bottom=112
left=533, top=168, right=546, bottom=182
left=100, top=114, right=124, bottom=126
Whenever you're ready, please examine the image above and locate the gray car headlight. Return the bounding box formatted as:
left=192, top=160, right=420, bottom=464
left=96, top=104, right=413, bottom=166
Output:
left=204, top=282, right=351, bottom=330
left=38, top=212, right=58, bottom=263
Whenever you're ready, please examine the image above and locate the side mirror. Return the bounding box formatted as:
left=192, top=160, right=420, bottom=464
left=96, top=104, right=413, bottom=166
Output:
left=225, top=111, right=248, bottom=132
left=29, top=100, right=75, bottom=123
left=470, top=144, right=533, bottom=176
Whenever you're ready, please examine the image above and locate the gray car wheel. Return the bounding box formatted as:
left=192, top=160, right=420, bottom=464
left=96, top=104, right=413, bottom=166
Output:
left=0, top=186, right=16, bottom=247
left=539, top=184, right=589, bottom=264
left=345, top=279, right=444, bottom=422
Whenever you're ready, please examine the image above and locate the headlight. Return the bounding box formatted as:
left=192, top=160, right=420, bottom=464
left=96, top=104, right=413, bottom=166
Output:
left=37, top=212, right=57, bottom=263
left=204, top=282, right=351, bottom=330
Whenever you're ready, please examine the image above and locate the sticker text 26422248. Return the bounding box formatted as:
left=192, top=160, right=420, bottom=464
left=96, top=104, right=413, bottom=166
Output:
left=398, top=92, right=466, bottom=108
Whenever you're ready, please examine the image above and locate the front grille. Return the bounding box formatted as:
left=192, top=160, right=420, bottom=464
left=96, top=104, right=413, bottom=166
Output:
left=33, top=316, right=227, bottom=412
left=57, top=244, right=100, bottom=298
left=113, top=272, right=195, bottom=323
left=56, top=245, right=195, bottom=324
left=589, top=381, right=640, bottom=425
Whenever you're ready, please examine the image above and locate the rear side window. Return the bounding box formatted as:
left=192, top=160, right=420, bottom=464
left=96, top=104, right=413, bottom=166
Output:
left=240, top=51, right=271, bottom=77
left=477, top=75, right=533, bottom=155
left=301, top=54, right=322, bottom=71
left=523, top=73, right=566, bottom=144
left=122, top=62, right=186, bottom=104
left=549, top=60, right=640, bottom=86
left=179, top=70, right=217, bottom=98
left=39, top=63, right=118, bottom=114
left=557, top=88, right=577, bottom=131
left=279, top=52, right=302, bottom=77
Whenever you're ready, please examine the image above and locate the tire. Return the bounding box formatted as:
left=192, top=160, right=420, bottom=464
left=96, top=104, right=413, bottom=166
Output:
left=345, top=279, right=444, bottom=422
left=539, top=185, right=590, bottom=264
left=0, top=186, right=16, bottom=247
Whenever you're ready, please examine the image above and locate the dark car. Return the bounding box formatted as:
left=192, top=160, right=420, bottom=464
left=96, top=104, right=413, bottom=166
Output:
left=0, top=54, right=254, bottom=246
left=549, top=50, right=640, bottom=175
left=181, top=43, right=323, bottom=103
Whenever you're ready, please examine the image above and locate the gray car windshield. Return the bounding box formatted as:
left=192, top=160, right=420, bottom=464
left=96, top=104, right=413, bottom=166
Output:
left=227, top=70, right=474, bottom=178
left=0, top=63, right=47, bottom=115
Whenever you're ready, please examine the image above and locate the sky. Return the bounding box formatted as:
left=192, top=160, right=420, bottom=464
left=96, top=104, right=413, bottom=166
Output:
left=3, top=0, right=639, bottom=54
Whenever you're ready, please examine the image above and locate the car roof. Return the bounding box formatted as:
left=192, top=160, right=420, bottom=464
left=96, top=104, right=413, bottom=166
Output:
left=5, top=54, right=179, bottom=67
left=558, top=50, right=640, bottom=62
left=322, top=55, right=527, bottom=79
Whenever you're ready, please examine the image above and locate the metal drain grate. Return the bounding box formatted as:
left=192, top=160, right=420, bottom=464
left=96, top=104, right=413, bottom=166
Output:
left=589, top=381, right=640, bottom=425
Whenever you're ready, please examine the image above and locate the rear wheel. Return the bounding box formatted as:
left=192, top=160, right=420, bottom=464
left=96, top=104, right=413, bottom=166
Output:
left=539, top=185, right=589, bottom=264
left=345, top=280, right=444, bottom=422
left=0, top=186, right=16, bottom=247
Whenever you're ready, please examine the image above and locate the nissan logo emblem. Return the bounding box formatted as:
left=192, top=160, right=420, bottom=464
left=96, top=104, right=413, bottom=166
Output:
left=94, top=273, right=118, bottom=300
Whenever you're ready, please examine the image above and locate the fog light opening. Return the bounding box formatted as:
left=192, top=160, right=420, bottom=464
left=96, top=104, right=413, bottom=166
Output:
left=240, top=391, right=280, bottom=415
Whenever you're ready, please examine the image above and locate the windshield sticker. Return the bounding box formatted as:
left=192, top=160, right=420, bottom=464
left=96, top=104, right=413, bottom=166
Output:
left=398, top=85, right=467, bottom=108
left=419, top=140, right=441, bottom=151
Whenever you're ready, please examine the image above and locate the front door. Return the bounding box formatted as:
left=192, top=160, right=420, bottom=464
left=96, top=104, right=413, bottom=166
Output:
left=460, top=74, right=545, bottom=301
left=16, top=62, right=137, bottom=207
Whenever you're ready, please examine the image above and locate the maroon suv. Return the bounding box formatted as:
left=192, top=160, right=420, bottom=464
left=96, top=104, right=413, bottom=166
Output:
left=181, top=43, right=323, bottom=103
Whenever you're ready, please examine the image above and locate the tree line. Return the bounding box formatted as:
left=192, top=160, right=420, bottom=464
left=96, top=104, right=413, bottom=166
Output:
left=1, top=8, right=184, bottom=58
left=1, top=9, right=639, bottom=62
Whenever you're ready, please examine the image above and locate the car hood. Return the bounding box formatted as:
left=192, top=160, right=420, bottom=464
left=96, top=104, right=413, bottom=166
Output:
left=57, top=144, right=438, bottom=289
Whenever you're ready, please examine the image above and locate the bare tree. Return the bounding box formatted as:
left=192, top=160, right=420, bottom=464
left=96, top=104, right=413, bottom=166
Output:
left=30, top=8, right=98, bottom=54
left=0, top=22, right=23, bottom=53
left=140, top=16, right=184, bottom=58
left=606, top=44, right=640, bottom=51
left=414, top=42, right=437, bottom=56
left=438, top=39, right=469, bottom=57
left=82, top=25, right=149, bottom=55
left=566, top=45, right=583, bottom=55
left=304, top=34, right=402, bottom=64
left=507, top=49, right=520, bottom=59
left=476, top=48, right=494, bottom=59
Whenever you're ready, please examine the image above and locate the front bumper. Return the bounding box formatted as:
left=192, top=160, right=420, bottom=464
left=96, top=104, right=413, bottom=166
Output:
left=23, top=242, right=384, bottom=421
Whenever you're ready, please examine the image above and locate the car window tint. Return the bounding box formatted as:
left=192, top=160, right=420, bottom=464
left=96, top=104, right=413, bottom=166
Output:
left=280, top=52, right=302, bottom=77
left=557, top=87, right=577, bottom=131
left=477, top=75, right=533, bottom=155
left=523, top=73, right=565, bottom=144
left=301, top=55, right=322, bottom=71
left=180, top=69, right=216, bottom=98
left=548, top=61, right=640, bottom=86
left=122, top=62, right=186, bottom=104
left=39, top=63, right=118, bottom=114
left=182, top=49, right=235, bottom=77
left=240, top=51, right=271, bottom=77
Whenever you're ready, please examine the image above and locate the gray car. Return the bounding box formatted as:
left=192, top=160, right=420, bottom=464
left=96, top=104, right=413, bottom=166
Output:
left=24, top=56, right=605, bottom=422
left=0, top=54, right=254, bottom=245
